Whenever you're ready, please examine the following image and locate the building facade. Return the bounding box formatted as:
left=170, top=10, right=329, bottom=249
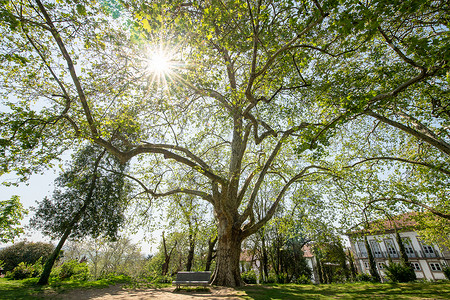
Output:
left=348, top=219, right=449, bottom=281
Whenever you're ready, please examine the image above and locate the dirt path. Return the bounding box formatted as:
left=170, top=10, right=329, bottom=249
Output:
left=45, top=285, right=244, bottom=300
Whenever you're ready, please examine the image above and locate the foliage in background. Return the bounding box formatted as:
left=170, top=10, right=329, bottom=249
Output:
left=0, top=196, right=28, bottom=243
left=443, top=266, right=450, bottom=280
left=0, top=241, right=53, bottom=272
left=55, top=260, right=90, bottom=281
left=62, top=237, right=145, bottom=279
left=241, top=270, right=257, bottom=284
left=314, top=239, right=350, bottom=284
left=383, top=262, right=417, bottom=283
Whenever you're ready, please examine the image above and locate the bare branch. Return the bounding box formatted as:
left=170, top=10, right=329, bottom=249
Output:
left=365, top=110, right=450, bottom=156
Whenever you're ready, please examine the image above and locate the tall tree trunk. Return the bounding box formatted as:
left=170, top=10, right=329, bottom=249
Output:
left=261, top=234, right=269, bottom=281
left=38, top=149, right=106, bottom=285
left=205, top=236, right=217, bottom=271
left=161, top=232, right=177, bottom=276
left=348, top=250, right=357, bottom=279
left=395, top=229, right=416, bottom=280
left=185, top=233, right=195, bottom=271
left=365, top=236, right=381, bottom=282
left=316, top=255, right=323, bottom=284
left=210, top=224, right=243, bottom=286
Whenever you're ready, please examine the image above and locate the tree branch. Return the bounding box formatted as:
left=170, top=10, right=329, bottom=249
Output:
left=365, top=198, right=450, bottom=220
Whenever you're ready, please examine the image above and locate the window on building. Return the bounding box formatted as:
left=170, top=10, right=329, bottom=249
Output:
left=357, top=241, right=368, bottom=258
left=401, top=237, right=416, bottom=258
left=410, top=262, right=421, bottom=271
left=378, top=262, right=384, bottom=269
left=364, top=261, right=369, bottom=269
left=384, top=239, right=398, bottom=257
left=429, top=263, right=442, bottom=271
left=370, top=240, right=383, bottom=258
left=421, top=243, right=437, bottom=258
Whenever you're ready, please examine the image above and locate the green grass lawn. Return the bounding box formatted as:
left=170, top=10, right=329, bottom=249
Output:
left=237, top=281, right=450, bottom=300
left=1, top=277, right=449, bottom=300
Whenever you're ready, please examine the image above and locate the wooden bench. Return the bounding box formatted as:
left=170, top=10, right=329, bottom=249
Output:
left=172, top=271, right=211, bottom=289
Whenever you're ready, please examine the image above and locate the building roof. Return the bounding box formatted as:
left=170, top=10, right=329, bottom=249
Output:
left=348, top=212, right=418, bottom=236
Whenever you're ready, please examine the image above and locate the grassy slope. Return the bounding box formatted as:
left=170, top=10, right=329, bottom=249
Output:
left=238, top=281, right=450, bottom=300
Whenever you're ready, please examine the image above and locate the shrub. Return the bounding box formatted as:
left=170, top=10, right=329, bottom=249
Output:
left=295, top=274, right=312, bottom=284
left=443, top=266, right=450, bottom=280
left=383, top=262, right=416, bottom=283
left=0, top=241, right=54, bottom=272
left=261, top=273, right=276, bottom=283
left=241, top=270, right=257, bottom=284
left=58, top=260, right=90, bottom=281
left=276, top=273, right=287, bottom=284
left=7, top=262, right=34, bottom=280
left=355, top=273, right=373, bottom=282
left=6, top=257, right=44, bottom=280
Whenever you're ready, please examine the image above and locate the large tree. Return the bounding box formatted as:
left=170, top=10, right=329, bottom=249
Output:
left=1, top=0, right=447, bottom=286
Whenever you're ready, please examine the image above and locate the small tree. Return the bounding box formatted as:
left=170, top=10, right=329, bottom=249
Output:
left=30, top=145, right=129, bottom=285
left=0, top=196, right=28, bottom=243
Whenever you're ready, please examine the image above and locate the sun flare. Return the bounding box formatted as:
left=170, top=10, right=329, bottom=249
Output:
left=147, top=51, right=171, bottom=75
left=143, top=43, right=185, bottom=90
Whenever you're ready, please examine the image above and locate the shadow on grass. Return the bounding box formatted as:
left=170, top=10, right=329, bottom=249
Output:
left=237, top=281, right=450, bottom=300
left=0, top=275, right=134, bottom=300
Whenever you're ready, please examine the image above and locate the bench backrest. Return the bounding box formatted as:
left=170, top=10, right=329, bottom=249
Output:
left=175, top=271, right=211, bottom=282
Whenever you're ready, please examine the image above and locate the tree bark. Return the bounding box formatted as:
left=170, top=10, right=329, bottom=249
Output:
left=185, top=233, right=195, bottom=271
left=210, top=223, right=243, bottom=287
left=261, top=234, right=269, bottom=281
left=161, top=232, right=177, bottom=276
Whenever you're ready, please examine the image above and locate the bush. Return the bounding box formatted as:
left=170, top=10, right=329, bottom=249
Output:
left=57, top=260, right=90, bottom=281
left=276, top=273, right=287, bottom=284
left=6, top=257, right=44, bottom=280
left=355, top=273, right=373, bottom=282
left=261, top=273, right=276, bottom=283
left=443, top=266, right=450, bottom=280
left=295, top=274, right=312, bottom=284
left=383, top=262, right=416, bottom=283
left=6, top=262, right=34, bottom=280
left=0, top=241, right=54, bottom=272
left=241, top=270, right=257, bottom=284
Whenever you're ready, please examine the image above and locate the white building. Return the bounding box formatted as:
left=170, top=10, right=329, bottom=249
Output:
left=348, top=213, right=449, bottom=281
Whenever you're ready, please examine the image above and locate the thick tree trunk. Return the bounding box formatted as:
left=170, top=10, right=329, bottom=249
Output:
left=210, top=227, right=243, bottom=287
